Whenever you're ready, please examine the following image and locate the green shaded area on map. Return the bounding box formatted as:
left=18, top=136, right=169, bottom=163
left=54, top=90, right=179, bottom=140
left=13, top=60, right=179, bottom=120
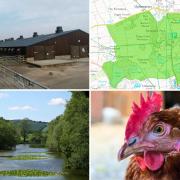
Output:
left=103, top=11, right=180, bottom=88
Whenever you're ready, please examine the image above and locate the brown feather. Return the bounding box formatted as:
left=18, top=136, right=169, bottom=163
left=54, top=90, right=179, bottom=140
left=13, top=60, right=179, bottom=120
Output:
left=126, top=154, right=180, bottom=180
left=152, top=108, right=180, bottom=129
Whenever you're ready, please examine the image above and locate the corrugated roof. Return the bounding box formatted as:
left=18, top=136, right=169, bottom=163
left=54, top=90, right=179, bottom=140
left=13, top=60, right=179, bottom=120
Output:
left=0, top=29, right=80, bottom=48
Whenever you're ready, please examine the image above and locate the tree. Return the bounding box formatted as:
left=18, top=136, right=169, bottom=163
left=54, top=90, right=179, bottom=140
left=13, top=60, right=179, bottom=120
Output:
left=0, top=118, right=19, bottom=150
left=19, top=119, right=30, bottom=143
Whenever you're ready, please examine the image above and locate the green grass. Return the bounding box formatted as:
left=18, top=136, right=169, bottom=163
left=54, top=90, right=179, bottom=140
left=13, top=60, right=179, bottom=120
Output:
left=21, top=152, right=47, bottom=155
left=8, top=155, right=48, bottom=160
left=0, top=170, right=59, bottom=176
left=29, top=144, right=45, bottom=148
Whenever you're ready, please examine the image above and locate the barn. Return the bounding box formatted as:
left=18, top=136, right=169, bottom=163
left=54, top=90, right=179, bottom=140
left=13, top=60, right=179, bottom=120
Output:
left=0, top=27, right=89, bottom=60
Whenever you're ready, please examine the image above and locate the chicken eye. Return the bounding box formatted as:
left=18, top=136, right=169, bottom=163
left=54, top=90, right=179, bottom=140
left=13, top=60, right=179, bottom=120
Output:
left=153, top=125, right=165, bottom=135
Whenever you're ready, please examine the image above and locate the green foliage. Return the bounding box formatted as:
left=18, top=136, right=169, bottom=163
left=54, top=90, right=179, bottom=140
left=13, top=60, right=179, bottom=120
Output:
left=28, top=131, right=47, bottom=147
left=10, top=118, right=48, bottom=145
left=0, top=170, right=58, bottom=176
left=0, top=117, right=48, bottom=149
left=46, top=92, right=89, bottom=174
left=0, top=117, right=19, bottom=150
left=46, top=116, right=62, bottom=151
left=12, top=119, right=48, bottom=133
left=19, top=119, right=30, bottom=143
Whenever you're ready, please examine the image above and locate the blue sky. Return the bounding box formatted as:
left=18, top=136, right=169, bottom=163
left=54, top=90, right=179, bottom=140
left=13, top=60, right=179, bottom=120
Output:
left=0, top=0, right=88, bottom=39
left=0, top=91, right=72, bottom=122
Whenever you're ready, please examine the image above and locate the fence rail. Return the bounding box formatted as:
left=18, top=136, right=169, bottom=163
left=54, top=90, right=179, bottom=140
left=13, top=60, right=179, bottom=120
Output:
left=0, top=65, right=48, bottom=89
left=0, top=55, right=25, bottom=63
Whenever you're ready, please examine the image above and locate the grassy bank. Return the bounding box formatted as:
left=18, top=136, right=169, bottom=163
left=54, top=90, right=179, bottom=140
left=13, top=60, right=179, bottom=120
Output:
left=8, top=155, right=48, bottom=160
left=0, top=170, right=59, bottom=176
left=29, top=144, right=46, bottom=148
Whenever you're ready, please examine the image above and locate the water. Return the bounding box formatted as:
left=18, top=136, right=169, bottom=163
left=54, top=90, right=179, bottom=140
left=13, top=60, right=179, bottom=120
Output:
left=0, top=144, right=88, bottom=180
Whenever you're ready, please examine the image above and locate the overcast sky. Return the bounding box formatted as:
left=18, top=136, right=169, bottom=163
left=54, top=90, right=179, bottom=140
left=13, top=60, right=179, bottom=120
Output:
left=0, top=91, right=71, bottom=122
left=0, top=0, right=88, bottom=39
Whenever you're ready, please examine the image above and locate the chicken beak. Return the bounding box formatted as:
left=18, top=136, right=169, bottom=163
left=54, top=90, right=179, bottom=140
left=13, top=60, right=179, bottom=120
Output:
left=118, top=141, right=155, bottom=161
left=118, top=142, right=143, bottom=161
left=118, top=142, right=134, bottom=161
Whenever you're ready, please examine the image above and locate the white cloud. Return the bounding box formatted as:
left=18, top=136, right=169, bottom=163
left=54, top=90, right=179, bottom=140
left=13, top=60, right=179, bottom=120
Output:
left=48, top=98, right=66, bottom=106
left=0, top=93, right=9, bottom=99
left=9, top=105, right=36, bottom=111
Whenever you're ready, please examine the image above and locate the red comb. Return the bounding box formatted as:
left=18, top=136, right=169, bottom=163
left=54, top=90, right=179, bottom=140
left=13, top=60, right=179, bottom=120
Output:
left=125, top=92, right=163, bottom=140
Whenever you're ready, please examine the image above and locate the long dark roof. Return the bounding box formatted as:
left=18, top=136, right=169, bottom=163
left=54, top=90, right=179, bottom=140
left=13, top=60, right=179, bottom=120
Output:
left=0, top=29, right=81, bottom=48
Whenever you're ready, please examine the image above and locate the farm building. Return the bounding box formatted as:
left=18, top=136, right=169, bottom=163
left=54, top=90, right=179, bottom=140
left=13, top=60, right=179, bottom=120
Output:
left=0, top=27, right=89, bottom=60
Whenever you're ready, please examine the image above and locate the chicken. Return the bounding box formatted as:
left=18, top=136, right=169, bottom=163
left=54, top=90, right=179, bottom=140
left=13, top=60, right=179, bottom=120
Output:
left=118, top=92, right=180, bottom=180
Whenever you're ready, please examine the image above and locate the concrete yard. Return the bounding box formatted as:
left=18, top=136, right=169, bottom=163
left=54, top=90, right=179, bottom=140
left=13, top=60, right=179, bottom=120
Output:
left=0, top=58, right=89, bottom=89
left=27, top=59, right=78, bottom=68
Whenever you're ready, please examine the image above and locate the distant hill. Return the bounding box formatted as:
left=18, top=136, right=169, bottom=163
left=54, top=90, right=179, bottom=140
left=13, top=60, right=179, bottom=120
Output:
left=9, top=119, right=48, bottom=132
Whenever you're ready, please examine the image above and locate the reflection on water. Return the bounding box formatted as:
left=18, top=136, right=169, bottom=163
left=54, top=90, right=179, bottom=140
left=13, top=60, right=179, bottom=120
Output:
left=0, top=144, right=63, bottom=172
left=0, top=144, right=88, bottom=180
left=0, top=144, right=48, bottom=157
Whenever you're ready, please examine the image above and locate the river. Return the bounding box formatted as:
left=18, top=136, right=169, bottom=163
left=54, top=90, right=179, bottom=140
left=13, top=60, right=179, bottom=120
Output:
left=0, top=144, right=88, bottom=180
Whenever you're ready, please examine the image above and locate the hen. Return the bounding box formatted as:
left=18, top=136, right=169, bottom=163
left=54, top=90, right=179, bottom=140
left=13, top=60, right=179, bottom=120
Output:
left=118, top=92, right=180, bottom=180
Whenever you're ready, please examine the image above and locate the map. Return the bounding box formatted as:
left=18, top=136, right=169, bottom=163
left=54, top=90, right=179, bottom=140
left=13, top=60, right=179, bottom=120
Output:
left=90, top=0, right=180, bottom=89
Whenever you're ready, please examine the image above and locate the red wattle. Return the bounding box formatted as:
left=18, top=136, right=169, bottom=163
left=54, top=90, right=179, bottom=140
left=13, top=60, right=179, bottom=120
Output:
left=144, top=151, right=164, bottom=171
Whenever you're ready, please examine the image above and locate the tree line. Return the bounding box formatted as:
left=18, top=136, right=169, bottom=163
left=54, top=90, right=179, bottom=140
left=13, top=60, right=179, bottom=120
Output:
left=46, top=92, right=89, bottom=174
left=0, top=118, right=47, bottom=149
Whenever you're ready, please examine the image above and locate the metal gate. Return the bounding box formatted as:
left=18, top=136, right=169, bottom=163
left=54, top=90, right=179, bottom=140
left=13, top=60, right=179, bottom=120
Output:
left=71, top=45, right=89, bottom=59
left=0, top=65, right=47, bottom=89
left=34, top=46, right=55, bottom=60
